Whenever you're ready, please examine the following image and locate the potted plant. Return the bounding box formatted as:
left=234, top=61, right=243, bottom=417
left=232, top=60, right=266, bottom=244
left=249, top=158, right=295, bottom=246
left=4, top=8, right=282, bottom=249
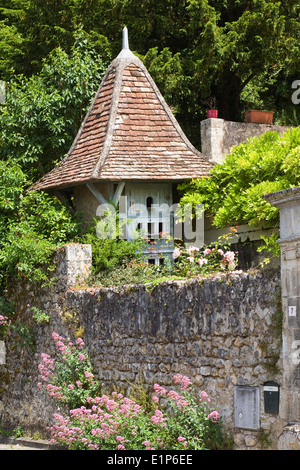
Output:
left=203, top=97, right=218, bottom=118
left=244, top=97, right=274, bottom=124
left=244, top=109, right=274, bottom=124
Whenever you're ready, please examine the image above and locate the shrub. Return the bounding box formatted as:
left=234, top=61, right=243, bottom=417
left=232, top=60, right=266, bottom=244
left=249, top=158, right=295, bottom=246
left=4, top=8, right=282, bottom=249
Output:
left=171, top=229, right=238, bottom=277
left=47, top=374, right=223, bottom=450
left=38, top=332, right=100, bottom=410
left=39, top=332, right=223, bottom=450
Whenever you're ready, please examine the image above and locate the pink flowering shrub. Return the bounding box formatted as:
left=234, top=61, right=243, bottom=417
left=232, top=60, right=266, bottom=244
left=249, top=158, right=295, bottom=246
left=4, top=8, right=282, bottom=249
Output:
left=38, top=332, right=100, bottom=410
left=0, top=314, right=11, bottom=339
left=172, top=228, right=239, bottom=277
left=0, top=315, right=10, bottom=328
left=0, top=296, right=14, bottom=339
left=42, top=344, right=223, bottom=451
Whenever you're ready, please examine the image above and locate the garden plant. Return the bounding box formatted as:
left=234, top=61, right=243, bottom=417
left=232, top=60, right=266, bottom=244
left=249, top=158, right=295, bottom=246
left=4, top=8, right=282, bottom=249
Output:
left=38, top=332, right=223, bottom=450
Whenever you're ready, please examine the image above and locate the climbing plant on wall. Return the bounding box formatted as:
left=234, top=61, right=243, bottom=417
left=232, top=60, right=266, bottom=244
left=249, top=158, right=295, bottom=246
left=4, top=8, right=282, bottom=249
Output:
left=178, top=126, right=300, bottom=231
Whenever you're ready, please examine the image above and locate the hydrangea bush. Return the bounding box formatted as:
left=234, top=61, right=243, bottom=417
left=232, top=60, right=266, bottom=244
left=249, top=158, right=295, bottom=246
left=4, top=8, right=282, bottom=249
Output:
left=39, top=333, right=223, bottom=450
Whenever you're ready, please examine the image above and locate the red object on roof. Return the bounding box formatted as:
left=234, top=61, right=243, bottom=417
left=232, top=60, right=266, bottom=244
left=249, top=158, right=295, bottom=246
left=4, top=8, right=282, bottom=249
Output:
left=31, top=31, right=212, bottom=191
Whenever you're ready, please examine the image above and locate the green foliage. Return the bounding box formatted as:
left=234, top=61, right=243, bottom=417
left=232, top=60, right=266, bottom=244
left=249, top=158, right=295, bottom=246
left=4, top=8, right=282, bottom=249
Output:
left=0, top=41, right=104, bottom=287
left=0, top=172, right=83, bottom=285
left=11, top=322, right=35, bottom=351
left=143, top=46, right=186, bottom=115
left=39, top=332, right=101, bottom=410
left=0, top=21, right=24, bottom=80
left=0, top=37, right=107, bottom=179
left=1, top=0, right=299, bottom=127
left=0, top=223, right=55, bottom=284
left=257, top=233, right=281, bottom=268
left=30, top=306, right=50, bottom=324
left=44, top=360, right=224, bottom=450
left=91, top=260, right=167, bottom=288
left=179, top=127, right=300, bottom=229
left=81, top=217, right=145, bottom=276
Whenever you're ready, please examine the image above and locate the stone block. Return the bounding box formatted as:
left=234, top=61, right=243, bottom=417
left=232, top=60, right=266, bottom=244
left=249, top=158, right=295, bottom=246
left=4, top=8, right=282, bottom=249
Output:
left=54, top=243, right=92, bottom=287
left=201, top=118, right=293, bottom=164
left=234, top=385, right=260, bottom=430
left=0, top=341, right=5, bottom=364
left=278, top=424, right=300, bottom=450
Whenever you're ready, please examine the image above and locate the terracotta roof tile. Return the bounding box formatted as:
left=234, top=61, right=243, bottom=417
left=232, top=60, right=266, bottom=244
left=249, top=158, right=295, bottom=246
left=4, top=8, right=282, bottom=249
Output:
left=31, top=46, right=212, bottom=191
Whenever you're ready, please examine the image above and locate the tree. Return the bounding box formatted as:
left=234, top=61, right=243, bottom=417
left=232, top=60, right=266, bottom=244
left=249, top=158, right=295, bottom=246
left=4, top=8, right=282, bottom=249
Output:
left=0, top=35, right=107, bottom=179
left=0, top=0, right=26, bottom=78
left=0, top=38, right=108, bottom=285
left=143, top=0, right=300, bottom=122
left=1, top=0, right=299, bottom=132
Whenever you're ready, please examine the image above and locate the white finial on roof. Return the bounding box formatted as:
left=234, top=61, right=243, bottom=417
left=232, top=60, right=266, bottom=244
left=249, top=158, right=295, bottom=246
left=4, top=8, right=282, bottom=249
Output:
left=116, top=26, right=135, bottom=59
left=122, top=26, right=129, bottom=50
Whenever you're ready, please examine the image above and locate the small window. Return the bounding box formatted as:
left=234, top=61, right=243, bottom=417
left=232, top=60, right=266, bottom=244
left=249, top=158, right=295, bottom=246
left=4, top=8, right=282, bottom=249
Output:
left=148, top=222, right=155, bottom=238
left=148, top=258, right=155, bottom=265
left=159, top=222, right=163, bottom=237
left=146, top=196, right=153, bottom=209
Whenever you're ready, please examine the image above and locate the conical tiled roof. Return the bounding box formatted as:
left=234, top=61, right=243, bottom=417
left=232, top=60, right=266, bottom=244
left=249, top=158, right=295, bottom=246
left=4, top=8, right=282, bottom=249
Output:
left=31, top=29, right=212, bottom=191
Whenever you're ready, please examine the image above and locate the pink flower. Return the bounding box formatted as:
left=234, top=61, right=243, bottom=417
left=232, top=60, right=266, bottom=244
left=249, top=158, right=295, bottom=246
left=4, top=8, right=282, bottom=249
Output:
left=0, top=315, right=10, bottom=325
left=200, top=391, right=210, bottom=402
left=220, top=251, right=236, bottom=270
left=153, top=384, right=168, bottom=395
left=172, top=247, right=181, bottom=259
left=151, top=409, right=169, bottom=427
left=76, top=337, right=85, bottom=349
left=84, top=371, right=94, bottom=380
left=173, top=374, right=192, bottom=390
left=186, top=246, right=199, bottom=253
left=198, top=257, right=208, bottom=266
left=207, top=410, right=220, bottom=423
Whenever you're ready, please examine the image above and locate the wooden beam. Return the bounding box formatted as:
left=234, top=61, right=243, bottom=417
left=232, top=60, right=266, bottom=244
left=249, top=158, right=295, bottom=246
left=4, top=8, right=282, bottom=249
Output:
left=86, top=182, right=107, bottom=205
left=112, top=182, right=125, bottom=205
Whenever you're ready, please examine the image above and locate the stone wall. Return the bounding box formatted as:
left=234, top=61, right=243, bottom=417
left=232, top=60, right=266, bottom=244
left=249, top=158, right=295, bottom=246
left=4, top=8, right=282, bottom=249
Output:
left=0, top=247, right=284, bottom=449
left=201, top=118, right=293, bottom=163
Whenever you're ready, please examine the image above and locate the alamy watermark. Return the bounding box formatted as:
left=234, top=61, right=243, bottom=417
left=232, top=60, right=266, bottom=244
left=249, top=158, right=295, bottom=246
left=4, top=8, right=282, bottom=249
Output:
left=291, top=80, right=300, bottom=105
left=95, top=196, right=205, bottom=248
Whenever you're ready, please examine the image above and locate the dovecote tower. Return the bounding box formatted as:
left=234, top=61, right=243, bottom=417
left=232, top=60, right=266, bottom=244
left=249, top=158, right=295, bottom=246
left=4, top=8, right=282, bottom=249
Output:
left=32, top=28, right=212, bottom=262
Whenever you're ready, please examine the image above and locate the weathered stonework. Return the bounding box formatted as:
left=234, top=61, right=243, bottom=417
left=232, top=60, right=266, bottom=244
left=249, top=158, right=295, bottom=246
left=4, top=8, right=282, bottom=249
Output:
left=0, top=249, right=283, bottom=449
left=54, top=243, right=92, bottom=288
left=201, top=118, right=293, bottom=164
left=264, top=187, right=300, bottom=449
left=0, top=341, right=5, bottom=365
